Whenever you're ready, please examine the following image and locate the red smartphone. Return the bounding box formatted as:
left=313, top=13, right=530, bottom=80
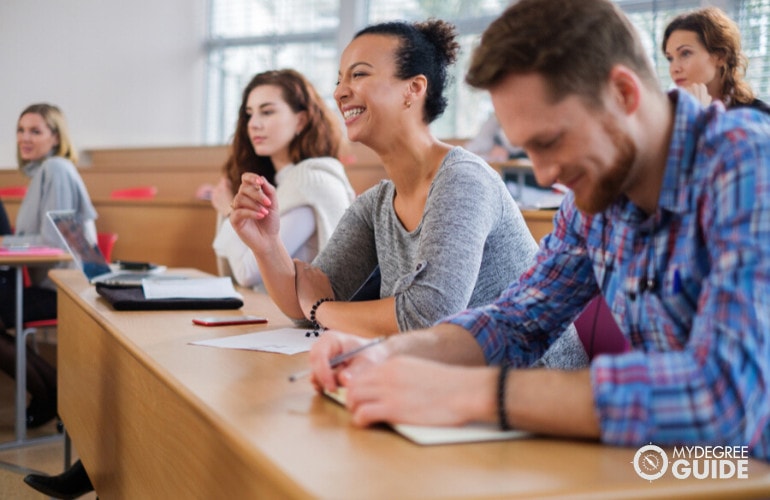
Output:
left=192, top=315, right=268, bottom=326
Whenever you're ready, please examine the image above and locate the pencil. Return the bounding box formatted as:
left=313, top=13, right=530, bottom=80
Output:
left=288, top=336, right=386, bottom=382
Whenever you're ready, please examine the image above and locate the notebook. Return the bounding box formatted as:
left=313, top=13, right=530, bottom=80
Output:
left=46, top=210, right=167, bottom=286
left=324, top=388, right=530, bottom=445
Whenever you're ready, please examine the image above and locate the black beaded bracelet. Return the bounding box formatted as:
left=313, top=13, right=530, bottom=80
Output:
left=497, top=363, right=513, bottom=431
left=307, top=297, right=334, bottom=337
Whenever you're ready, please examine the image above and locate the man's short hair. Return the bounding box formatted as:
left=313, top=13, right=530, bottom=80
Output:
left=466, top=0, right=658, bottom=106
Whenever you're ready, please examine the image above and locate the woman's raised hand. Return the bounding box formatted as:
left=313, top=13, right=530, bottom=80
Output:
left=680, top=82, right=713, bottom=107
left=229, top=172, right=281, bottom=253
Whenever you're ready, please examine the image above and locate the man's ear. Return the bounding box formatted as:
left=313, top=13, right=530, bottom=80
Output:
left=608, top=65, right=642, bottom=115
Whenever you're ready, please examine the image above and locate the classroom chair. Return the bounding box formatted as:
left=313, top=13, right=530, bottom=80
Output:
left=0, top=185, right=28, bottom=198
left=97, top=232, right=118, bottom=262
left=24, top=231, right=118, bottom=347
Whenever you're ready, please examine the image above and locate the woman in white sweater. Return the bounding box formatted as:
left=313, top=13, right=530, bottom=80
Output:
left=211, top=69, right=355, bottom=289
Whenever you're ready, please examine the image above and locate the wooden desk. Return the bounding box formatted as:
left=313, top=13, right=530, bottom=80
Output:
left=0, top=249, right=70, bottom=448
left=3, top=197, right=219, bottom=274
left=50, top=269, right=770, bottom=499
left=521, top=209, right=556, bottom=243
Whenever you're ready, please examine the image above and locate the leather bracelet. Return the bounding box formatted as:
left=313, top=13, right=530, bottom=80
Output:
left=497, top=364, right=513, bottom=431
left=307, top=297, right=334, bottom=337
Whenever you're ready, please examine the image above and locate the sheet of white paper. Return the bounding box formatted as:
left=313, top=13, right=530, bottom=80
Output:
left=507, top=183, right=566, bottom=210
left=190, top=327, right=316, bottom=355
left=142, top=277, right=242, bottom=299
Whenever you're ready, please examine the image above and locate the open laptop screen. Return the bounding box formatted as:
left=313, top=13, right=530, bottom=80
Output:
left=46, top=210, right=112, bottom=281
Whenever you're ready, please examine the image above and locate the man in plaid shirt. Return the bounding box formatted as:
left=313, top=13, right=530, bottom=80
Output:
left=309, top=0, right=770, bottom=459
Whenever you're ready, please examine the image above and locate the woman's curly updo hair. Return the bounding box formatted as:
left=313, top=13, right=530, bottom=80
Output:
left=355, top=19, right=460, bottom=124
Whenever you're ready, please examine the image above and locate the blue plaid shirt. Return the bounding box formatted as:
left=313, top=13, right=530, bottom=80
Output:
left=442, top=90, right=770, bottom=459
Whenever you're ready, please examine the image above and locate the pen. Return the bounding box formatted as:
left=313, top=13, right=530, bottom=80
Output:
left=288, top=336, right=386, bottom=382
left=672, top=268, right=681, bottom=294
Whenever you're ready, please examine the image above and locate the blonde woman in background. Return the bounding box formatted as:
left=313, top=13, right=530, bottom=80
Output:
left=0, top=103, right=97, bottom=429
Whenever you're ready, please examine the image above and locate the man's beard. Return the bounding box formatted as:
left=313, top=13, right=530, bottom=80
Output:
left=574, top=115, right=636, bottom=214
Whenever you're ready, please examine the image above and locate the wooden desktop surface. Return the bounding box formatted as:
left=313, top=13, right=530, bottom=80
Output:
left=0, top=253, right=69, bottom=265
left=50, top=269, right=770, bottom=499
left=520, top=208, right=556, bottom=243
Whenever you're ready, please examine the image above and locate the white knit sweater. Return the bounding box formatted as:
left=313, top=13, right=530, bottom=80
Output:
left=213, top=156, right=355, bottom=288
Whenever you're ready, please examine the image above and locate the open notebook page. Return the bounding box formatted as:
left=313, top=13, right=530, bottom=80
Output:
left=324, top=388, right=530, bottom=445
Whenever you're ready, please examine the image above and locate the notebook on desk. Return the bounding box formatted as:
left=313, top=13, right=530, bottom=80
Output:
left=324, top=388, right=530, bottom=445
left=46, top=210, right=167, bottom=286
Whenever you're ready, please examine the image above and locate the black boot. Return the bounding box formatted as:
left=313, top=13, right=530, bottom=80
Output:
left=25, top=391, right=58, bottom=429
left=23, top=459, right=94, bottom=499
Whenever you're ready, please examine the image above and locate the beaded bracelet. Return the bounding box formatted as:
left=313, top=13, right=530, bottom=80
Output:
left=307, top=297, right=334, bottom=337
left=497, top=364, right=513, bottom=431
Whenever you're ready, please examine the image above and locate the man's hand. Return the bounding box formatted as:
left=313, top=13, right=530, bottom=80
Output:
left=309, top=331, right=389, bottom=394
left=344, top=356, right=494, bottom=428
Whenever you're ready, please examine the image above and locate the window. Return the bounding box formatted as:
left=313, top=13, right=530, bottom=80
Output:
left=205, top=0, right=770, bottom=143
left=619, top=0, right=770, bottom=98
left=204, top=0, right=506, bottom=143
left=618, top=0, right=703, bottom=85
left=204, top=0, right=341, bottom=143
left=365, top=0, right=509, bottom=140
left=735, top=0, right=770, bottom=98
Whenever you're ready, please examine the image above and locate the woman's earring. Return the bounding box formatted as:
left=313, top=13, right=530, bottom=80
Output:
left=404, top=100, right=412, bottom=109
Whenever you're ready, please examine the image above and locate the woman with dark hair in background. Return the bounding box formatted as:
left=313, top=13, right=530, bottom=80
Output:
left=663, top=6, right=769, bottom=113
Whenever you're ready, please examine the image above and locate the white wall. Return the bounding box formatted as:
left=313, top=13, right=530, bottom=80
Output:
left=0, top=0, right=208, bottom=168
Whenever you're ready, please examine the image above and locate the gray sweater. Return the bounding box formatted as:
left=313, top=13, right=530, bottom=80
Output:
left=314, top=147, right=588, bottom=368
left=315, top=147, right=534, bottom=330
left=4, top=156, right=97, bottom=288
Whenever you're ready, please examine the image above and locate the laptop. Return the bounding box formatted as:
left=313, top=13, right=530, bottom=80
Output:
left=47, top=210, right=167, bottom=286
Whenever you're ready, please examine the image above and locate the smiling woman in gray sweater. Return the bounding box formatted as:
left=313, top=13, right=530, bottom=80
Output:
left=228, top=19, right=587, bottom=370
